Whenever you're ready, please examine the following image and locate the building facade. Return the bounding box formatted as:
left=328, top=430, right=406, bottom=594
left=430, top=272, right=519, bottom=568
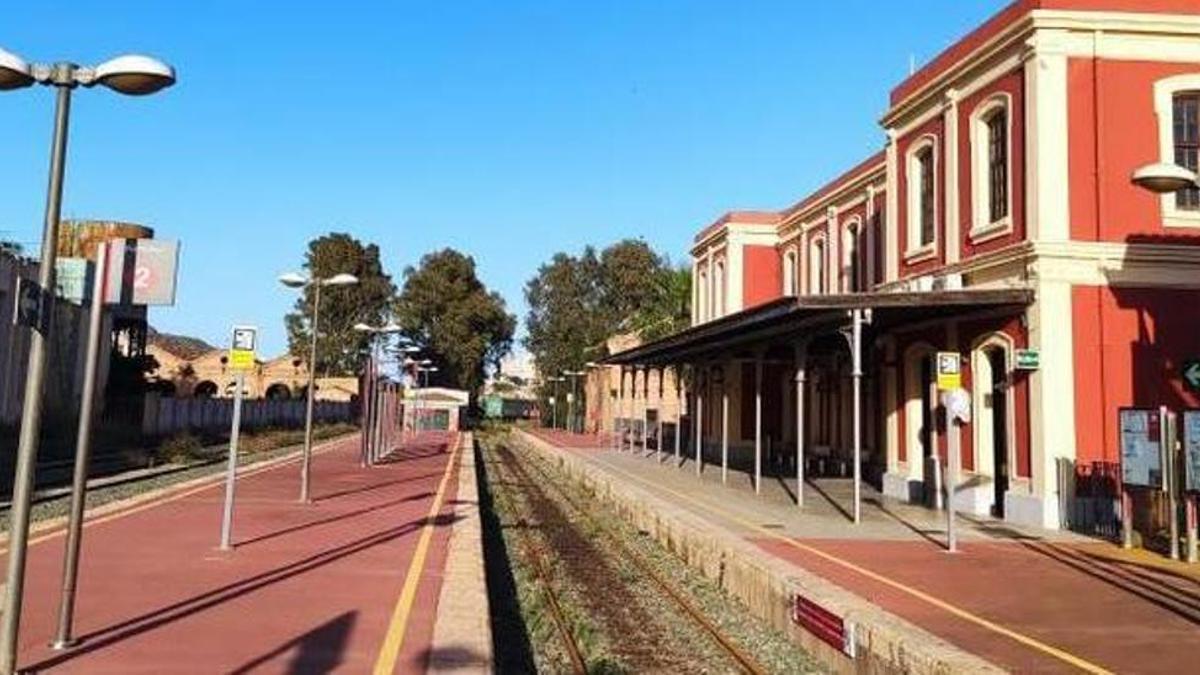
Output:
left=610, top=0, right=1200, bottom=535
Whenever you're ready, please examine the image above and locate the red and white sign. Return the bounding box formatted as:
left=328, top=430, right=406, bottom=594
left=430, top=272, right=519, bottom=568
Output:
left=793, top=593, right=856, bottom=658
left=103, top=238, right=180, bottom=306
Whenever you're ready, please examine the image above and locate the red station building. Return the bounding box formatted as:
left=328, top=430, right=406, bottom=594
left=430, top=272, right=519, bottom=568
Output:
left=605, top=0, right=1200, bottom=538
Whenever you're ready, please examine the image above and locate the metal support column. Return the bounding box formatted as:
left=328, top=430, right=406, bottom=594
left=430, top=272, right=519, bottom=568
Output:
left=794, top=341, right=808, bottom=508
left=721, top=368, right=729, bottom=486
left=695, top=366, right=704, bottom=476
left=755, top=355, right=763, bottom=495
left=673, top=365, right=683, bottom=466
left=656, top=367, right=665, bottom=463
left=641, top=367, right=650, bottom=455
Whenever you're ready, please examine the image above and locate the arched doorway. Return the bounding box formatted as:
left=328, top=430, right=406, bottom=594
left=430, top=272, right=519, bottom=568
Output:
left=972, top=338, right=1012, bottom=518
left=903, top=344, right=937, bottom=504
left=265, top=383, right=292, bottom=400
left=194, top=381, right=218, bottom=398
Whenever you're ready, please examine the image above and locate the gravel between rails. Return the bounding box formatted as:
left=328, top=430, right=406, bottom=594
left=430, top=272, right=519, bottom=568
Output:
left=481, top=431, right=825, bottom=674
left=0, top=427, right=359, bottom=534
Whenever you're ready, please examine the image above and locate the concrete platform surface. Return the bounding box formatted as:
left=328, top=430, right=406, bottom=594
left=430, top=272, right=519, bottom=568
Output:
left=0, top=431, right=463, bottom=674
left=531, top=428, right=1200, bottom=674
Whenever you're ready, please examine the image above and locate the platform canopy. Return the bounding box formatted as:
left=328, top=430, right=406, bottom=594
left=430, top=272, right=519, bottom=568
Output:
left=603, top=288, right=1034, bottom=367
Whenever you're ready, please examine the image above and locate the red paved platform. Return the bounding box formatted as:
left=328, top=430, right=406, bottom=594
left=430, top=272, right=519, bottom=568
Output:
left=1, top=432, right=461, bottom=674
left=753, top=537, right=1200, bottom=673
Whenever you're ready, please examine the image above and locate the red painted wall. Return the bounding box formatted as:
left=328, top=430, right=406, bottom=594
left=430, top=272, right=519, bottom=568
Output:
left=1068, top=59, right=1200, bottom=243
left=1072, top=286, right=1200, bottom=467
left=743, top=245, right=782, bottom=309
left=958, top=70, right=1027, bottom=259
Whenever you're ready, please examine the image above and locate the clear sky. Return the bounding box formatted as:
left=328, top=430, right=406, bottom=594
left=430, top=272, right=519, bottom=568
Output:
left=0, top=1, right=1006, bottom=356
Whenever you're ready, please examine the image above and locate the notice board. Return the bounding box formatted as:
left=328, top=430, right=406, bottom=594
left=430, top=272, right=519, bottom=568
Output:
left=1120, top=408, right=1163, bottom=489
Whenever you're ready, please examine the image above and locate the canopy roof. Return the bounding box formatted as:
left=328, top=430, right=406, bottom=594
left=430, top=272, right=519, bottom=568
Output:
left=604, top=288, right=1033, bottom=366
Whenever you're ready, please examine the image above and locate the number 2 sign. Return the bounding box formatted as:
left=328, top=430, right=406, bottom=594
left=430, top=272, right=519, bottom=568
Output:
left=103, top=238, right=180, bottom=306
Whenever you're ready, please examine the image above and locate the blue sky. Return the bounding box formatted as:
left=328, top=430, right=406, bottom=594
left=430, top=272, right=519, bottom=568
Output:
left=0, top=1, right=1005, bottom=356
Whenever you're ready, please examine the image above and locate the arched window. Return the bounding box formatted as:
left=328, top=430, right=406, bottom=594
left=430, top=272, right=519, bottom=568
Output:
left=783, top=249, right=797, bottom=295
left=1175, top=90, right=1200, bottom=211
left=714, top=260, right=726, bottom=317
left=1153, top=75, right=1200, bottom=227
left=809, top=237, right=826, bottom=295
left=843, top=219, right=862, bottom=293
left=905, top=136, right=938, bottom=254
left=697, top=267, right=708, bottom=322
left=970, top=95, right=1013, bottom=238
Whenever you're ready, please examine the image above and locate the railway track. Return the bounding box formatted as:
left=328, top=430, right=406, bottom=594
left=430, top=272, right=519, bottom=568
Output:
left=486, top=435, right=770, bottom=674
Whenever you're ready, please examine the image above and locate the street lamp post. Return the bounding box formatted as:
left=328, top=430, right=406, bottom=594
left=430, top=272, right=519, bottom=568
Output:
left=416, top=365, right=439, bottom=431
left=0, top=47, right=174, bottom=670
left=1130, top=160, right=1200, bottom=562
left=280, top=271, right=358, bottom=503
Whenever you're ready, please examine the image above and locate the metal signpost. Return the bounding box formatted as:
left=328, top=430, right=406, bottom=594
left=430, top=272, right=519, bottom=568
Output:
left=54, top=239, right=179, bottom=649
left=220, top=326, right=257, bottom=551
left=941, top=387, right=971, bottom=553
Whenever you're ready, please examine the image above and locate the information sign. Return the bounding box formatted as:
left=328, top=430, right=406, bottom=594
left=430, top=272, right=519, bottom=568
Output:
left=1120, top=408, right=1164, bottom=489
left=228, top=325, right=257, bottom=372
left=1183, top=410, right=1200, bottom=493
left=936, top=352, right=961, bottom=391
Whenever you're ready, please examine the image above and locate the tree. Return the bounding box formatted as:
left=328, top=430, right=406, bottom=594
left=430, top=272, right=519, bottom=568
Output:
left=394, top=249, right=515, bottom=394
left=523, top=238, right=691, bottom=414
left=284, top=233, right=396, bottom=376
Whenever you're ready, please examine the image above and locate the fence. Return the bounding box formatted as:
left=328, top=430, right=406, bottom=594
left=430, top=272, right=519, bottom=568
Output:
left=142, top=393, right=355, bottom=436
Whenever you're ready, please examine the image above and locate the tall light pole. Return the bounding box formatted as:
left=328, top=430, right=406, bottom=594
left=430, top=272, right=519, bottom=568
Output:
left=1130, top=160, right=1200, bottom=562
left=280, top=271, right=358, bottom=503
left=564, top=370, right=586, bottom=434
left=417, top=365, right=439, bottom=431
left=0, top=48, right=174, bottom=672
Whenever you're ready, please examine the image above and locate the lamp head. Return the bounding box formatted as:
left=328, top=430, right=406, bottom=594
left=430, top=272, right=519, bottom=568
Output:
left=93, top=54, right=175, bottom=95
left=1132, top=162, right=1199, bottom=194
left=380, top=321, right=402, bottom=333
left=0, top=48, right=33, bottom=90
left=323, top=273, right=359, bottom=287
left=278, top=272, right=308, bottom=288
left=353, top=323, right=375, bottom=333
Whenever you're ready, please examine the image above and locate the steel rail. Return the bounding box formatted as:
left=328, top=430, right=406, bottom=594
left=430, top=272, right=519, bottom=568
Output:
left=485, top=442, right=587, bottom=675
left=504, top=439, right=768, bottom=675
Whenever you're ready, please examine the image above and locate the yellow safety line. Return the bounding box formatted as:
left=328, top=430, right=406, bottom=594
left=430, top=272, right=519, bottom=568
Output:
left=578, top=448, right=1113, bottom=675
left=1, top=435, right=352, bottom=556
left=373, top=434, right=462, bottom=675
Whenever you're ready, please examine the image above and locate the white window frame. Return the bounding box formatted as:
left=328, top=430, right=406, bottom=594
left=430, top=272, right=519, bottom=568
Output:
left=1154, top=73, right=1200, bottom=229
left=697, top=266, right=708, bottom=322
left=969, top=93, right=1014, bottom=242
left=782, top=247, right=797, bottom=296
left=809, top=235, right=826, bottom=295
left=905, top=135, right=939, bottom=261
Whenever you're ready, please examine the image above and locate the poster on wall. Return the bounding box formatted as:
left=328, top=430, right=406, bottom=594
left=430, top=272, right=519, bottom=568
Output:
left=1183, top=410, right=1200, bottom=493
left=1119, top=408, right=1164, bottom=489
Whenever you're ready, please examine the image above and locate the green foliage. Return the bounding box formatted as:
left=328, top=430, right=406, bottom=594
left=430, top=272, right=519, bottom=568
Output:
left=394, top=248, right=516, bottom=393
left=284, top=233, right=397, bottom=376
left=523, top=239, right=690, bottom=410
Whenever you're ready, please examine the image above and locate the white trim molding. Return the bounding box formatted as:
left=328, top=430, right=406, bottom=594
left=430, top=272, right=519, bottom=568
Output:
left=1153, top=72, right=1200, bottom=229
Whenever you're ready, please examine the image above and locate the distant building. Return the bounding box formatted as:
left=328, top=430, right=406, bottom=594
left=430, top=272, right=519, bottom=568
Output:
left=146, top=337, right=359, bottom=402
